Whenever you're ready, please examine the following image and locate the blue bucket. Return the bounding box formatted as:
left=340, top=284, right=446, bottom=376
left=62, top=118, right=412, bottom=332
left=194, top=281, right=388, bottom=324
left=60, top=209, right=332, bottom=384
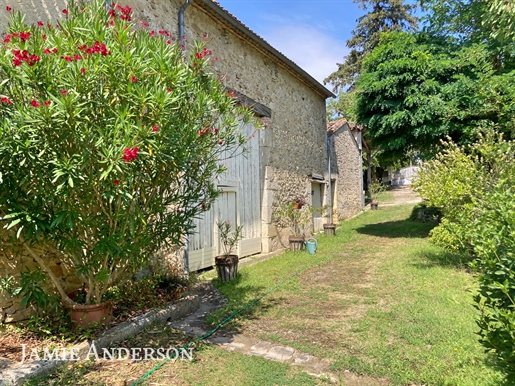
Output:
left=305, top=238, right=317, bottom=255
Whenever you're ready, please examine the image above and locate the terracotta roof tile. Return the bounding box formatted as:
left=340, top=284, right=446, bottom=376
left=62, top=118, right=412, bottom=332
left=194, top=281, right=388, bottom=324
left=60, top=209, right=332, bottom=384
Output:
left=327, top=118, right=363, bottom=134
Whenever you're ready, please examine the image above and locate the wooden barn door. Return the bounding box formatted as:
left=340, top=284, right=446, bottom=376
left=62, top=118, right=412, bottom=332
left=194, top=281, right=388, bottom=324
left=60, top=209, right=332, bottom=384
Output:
left=187, top=121, right=261, bottom=271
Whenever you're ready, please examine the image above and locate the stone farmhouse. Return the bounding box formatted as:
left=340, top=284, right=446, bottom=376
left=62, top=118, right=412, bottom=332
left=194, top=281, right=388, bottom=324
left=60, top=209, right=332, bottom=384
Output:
left=0, top=0, right=367, bottom=321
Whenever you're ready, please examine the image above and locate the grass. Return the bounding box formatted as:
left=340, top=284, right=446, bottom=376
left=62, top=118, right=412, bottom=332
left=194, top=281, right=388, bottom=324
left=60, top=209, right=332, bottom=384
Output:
left=23, top=203, right=505, bottom=385
left=204, top=204, right=504, bottom=385
left=24, top=337, right=328, bottom=386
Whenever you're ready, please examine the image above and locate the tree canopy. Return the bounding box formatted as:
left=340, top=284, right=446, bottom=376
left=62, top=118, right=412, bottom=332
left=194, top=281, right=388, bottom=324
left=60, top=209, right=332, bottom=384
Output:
left=324, top=0, right=419, bottom=92
left=354, top=0, right=515, bottom=161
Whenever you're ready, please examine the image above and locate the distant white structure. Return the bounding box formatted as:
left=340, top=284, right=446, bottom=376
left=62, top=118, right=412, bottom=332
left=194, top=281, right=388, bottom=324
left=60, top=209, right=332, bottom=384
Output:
left=391, top=166, right=420, bottom=186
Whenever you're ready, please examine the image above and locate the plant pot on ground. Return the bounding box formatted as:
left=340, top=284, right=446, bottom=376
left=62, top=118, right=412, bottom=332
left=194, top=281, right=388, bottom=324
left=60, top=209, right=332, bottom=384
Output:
left=274, top=200, right=313, bottom=252
left=215, top=221, right=243, bottom=282
left=67, top=302, right=113, bottom=329
left=368, top=181, right=387, bottom=210
left=323, top=223, right=336, bottom=236
left=288, top=235, right=305, bottom=251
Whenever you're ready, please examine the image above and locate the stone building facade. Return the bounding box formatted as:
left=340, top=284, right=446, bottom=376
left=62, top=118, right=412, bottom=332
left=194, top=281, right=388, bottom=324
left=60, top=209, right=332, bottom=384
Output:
left=328, top=119, right=364, bottom=220
left=0, top=0, right=346, bottom=320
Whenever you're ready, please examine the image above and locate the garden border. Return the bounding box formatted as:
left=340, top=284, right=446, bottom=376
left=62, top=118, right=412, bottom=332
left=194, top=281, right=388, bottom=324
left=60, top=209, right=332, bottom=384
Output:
left=0, top=292, right=200, bottom=386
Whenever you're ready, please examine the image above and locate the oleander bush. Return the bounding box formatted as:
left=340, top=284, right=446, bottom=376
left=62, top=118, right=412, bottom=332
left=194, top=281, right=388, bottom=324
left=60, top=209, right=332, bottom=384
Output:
left=0, top=0, right=256, bottom=307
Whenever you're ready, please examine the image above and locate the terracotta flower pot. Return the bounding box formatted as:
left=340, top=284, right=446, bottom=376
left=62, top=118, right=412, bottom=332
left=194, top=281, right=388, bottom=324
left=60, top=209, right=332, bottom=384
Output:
left=215, top=255, right=239, bottom=282
left=67, top=302, right=113, bottom=329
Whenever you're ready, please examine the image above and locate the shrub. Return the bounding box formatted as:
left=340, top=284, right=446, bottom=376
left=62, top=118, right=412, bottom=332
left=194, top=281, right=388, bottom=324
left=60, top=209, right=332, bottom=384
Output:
left=414, top=134, right=515, bottom=379
left=409, top=202, right=442, bottom=223
left=0, top=1, right=256, bottom=306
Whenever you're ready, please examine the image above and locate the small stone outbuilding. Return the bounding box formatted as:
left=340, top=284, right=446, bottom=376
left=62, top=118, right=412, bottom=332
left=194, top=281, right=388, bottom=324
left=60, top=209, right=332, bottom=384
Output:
left=327, top=118, right=364, bottom=220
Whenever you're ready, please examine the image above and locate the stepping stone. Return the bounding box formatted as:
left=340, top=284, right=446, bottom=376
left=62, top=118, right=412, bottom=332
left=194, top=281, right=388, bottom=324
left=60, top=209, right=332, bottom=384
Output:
left=294, top=354, right=315, bottom=364
left=249, top=341, right=272, bottom=355
left=264, top=346, right=295, bottom=362
left=223, top=342, right=246, bottom=352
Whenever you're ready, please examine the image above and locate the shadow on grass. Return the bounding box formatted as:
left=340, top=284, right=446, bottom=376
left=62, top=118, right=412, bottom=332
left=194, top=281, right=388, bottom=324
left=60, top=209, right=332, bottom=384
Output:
left=355, top=218, right=436, bottom=239
left=206, top=272, right=279, bottom=331
left=411, top=249, right=472, bottom=270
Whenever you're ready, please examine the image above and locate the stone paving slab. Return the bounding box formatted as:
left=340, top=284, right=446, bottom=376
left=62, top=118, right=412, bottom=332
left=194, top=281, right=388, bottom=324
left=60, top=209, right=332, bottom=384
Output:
left=167, top=283, right=339, bottom=383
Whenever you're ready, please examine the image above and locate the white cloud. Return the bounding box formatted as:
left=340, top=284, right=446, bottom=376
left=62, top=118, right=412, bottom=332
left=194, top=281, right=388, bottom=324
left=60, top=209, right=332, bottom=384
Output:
left=260, top=23, right=348, bottom=87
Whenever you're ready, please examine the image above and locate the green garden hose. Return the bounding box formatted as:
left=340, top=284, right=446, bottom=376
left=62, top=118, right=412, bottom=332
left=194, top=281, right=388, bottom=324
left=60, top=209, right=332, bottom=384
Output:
left=131, top=263, right=311, bottom=385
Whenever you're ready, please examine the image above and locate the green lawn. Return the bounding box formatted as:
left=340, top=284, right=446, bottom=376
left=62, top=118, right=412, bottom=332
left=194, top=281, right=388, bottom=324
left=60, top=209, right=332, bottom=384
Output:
left=206, top=204, right=504, bottom=385
left=26, top=203, right=505, bottom=385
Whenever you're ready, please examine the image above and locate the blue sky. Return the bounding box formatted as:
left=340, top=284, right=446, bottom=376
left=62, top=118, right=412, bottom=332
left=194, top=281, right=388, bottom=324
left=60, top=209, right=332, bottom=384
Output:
left=216, top=0, right=361, bottom=88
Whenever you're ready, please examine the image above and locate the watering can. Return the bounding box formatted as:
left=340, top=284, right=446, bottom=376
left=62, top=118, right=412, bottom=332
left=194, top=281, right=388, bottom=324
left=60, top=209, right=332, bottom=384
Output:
left=305, top=238, right=317, bottom=255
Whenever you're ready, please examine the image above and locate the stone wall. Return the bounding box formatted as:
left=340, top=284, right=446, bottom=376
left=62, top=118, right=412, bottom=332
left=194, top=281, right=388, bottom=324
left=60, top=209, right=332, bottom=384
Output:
left=331, top=126, right=363, bottom=220
left=0, top=229, right=82, bottom=322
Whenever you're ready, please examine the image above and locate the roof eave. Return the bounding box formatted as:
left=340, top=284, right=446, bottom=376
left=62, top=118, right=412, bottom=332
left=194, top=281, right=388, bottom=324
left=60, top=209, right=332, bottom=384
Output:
left=195, top=0, right=336, bottom=99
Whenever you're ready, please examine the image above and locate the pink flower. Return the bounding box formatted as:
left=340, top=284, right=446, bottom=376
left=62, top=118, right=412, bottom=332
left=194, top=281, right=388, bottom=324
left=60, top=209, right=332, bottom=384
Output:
left=42, top=35, right=47, bottom=40
left=114, top=180, right=119, bottom=185
left=1, top=97, right=12, bottom=104
left=37, top=21, right=43, bottom=27
left=43, top=100, right=51, bottom=106
left=131, top=77, right=137, bottom=83
left=74, top=55, right=81, bottom=60
left=4, top=34, right=11, bottom=43
left=62, top=9, right=68, bottom=15
left=122, top=147, right=139, bottom=162
left=31, top=100, right=40, bottom=108
left=61, top=90, right=67, bottom=95
left=152, top=125, right=159, bottom=132
left=80, top=67, right=85, bottom=74
left=149, top=30, right=155, bottom=37
left=6, top=6, right=12, bottom=12
left=167, top=88, right=172, bottom=93
left=43, top=48, right=51, bottom=54
left=19, top=31, right=30, bottom=42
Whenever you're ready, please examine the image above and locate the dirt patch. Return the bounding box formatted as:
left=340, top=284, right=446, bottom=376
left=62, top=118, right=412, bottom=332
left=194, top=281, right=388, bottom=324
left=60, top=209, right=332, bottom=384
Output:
left=380, top=186, right=422, bottom=206
left=0, top=282, right=187, bottom=367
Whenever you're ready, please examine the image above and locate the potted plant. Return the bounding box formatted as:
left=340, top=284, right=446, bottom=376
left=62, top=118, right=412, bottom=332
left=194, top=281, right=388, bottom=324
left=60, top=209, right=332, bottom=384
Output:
left=274, top=201, right=313, bottom=251
left=318, top=205, right=336, bottom=236
left=292, top=197, right=306, bottom=210
left=368, top=181, right=387, bottom=210
left=215, top=221, right=243, bottom=282
left=0, top=1, right=255, bottom=327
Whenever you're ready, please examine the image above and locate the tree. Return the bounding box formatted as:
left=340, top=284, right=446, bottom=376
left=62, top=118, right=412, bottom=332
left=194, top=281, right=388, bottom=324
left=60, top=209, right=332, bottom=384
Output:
left=355, top=31, right=515, bottom=160
left=484, top=0, right=515, bottom=42
left=324, top=0, right=419, bottom=92
left=0, top=1, right=256, bottom=306
left=421, top=0, right=515, bottom=70
left=326, top=89, right=358, bottom=121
